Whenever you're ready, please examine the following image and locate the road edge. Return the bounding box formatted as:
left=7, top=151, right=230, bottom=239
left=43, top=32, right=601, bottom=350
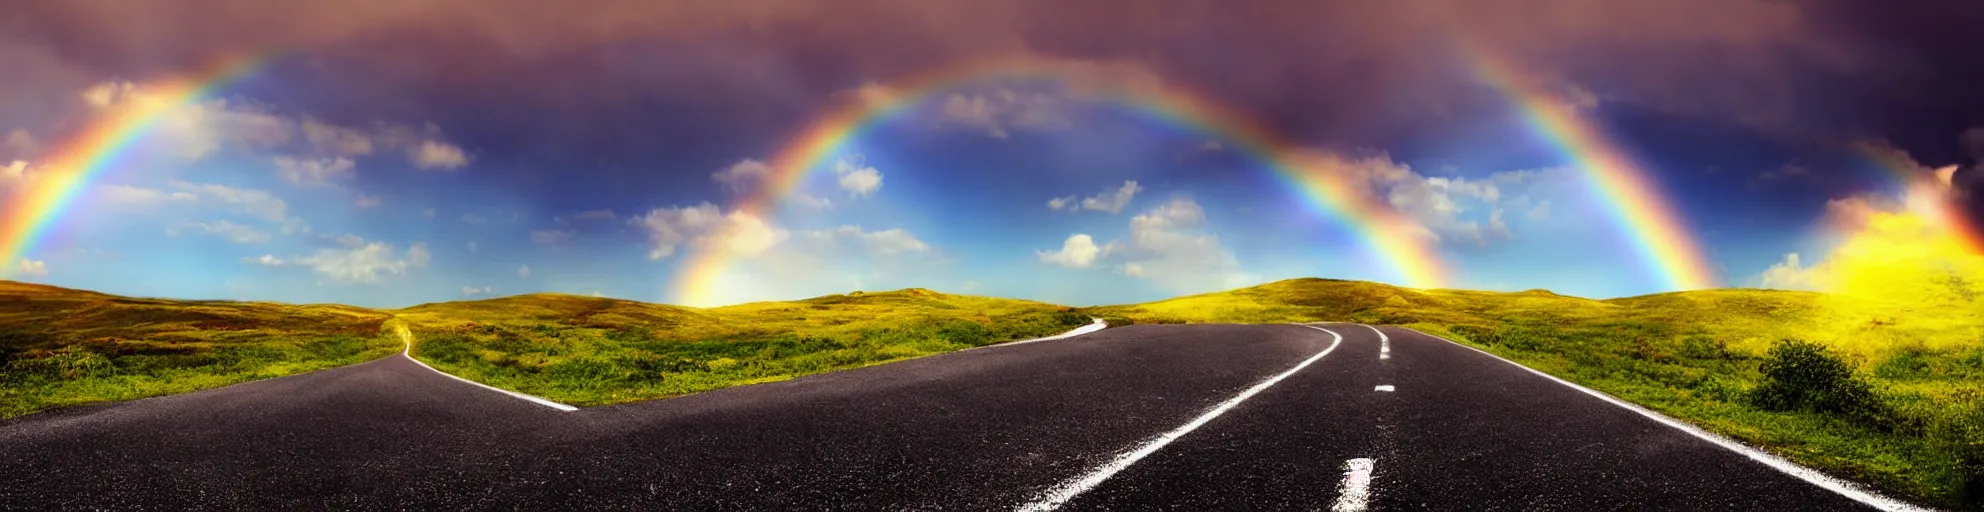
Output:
left=1391, top=325, right=1932, bottom=512
left=393, top=322, right=580, bottom=412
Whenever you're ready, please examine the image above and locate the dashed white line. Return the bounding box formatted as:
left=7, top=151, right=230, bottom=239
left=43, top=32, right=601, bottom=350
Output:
left=394, top=323, right=579, bottom=412
left=1331, top=457, right=1376, bottom=512
left=1014, top=324, right=1344, bottom=511
left=1363, top=324, right=1389, bottom=360
left=1395, top=326, right=1930, bottom=512
left=1373, top=385, right=1394, bottom=392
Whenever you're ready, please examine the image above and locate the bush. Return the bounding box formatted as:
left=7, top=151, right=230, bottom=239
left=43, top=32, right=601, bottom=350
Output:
left=1749, top=339, right=1882, bottom=421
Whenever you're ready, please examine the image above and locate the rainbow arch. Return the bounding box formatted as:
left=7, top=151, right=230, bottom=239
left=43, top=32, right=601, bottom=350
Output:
left=1465, top=50, right=1720, bottom=292
left=670, top=56, right=1450, bottom=306
left=0, top=55, right=266, bottom=278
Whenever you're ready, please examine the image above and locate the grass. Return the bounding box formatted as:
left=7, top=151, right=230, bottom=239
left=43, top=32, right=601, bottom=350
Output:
left=0, top=281, right=400, bottom=419
left=1087, top=277, right=1984, bottom=509
left=395, top=288, right=1090, bottom=406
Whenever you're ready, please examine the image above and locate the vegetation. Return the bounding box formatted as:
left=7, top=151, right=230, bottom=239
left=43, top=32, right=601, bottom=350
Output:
left=0, top=281, right=399, bottom=419
left=396, top=288, right=1089, bottom=406
left=1087, top=277, right=1984, bottom=509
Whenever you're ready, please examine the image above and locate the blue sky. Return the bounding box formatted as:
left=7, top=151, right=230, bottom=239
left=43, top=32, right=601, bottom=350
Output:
left=3, top=0, right=1981, bottom=308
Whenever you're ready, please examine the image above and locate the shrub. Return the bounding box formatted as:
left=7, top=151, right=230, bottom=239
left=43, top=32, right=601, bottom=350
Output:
left=1749, top=339, right=1882, bottom=421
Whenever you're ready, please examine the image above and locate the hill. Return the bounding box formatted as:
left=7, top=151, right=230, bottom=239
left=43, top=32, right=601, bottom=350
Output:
left=0, top=281, right=400, bottom=418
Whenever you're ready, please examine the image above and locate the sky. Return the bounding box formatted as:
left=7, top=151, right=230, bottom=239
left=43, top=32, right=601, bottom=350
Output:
left=1, top=0, right=1982, bottom=308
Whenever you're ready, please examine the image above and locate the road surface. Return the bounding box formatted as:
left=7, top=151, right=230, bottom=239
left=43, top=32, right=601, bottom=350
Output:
left=0, top=324, right=1916, bottom=510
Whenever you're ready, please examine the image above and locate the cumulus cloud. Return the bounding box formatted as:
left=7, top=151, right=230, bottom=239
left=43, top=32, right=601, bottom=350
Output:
left=1113, top=198, right=1258, bottom=292
left=16, top=258, right=47, bottom=277
left=243, top=254, right=285, bottom=266
left=462, top=286, right=492, bottom=296
left=1292, top=151, right=1543, bottom=247
left=1038, top=233, right=1107, bottom=268
left=409, top=140, right=470, bottom=170
left=291, top=238, right=430, bottom=284
left=300, top=118, right=374, bottom=156
left=274, top=156, right=356, bottom=186
left=629, top=203, right=788, bottom=260
left=169, top=181, right=289, bottom=221
left=530, top=229, right=576, bottom=245
left=832, top=159, right=883, bottom=198
left=1757, top=253, right=1825, bottom=291
left=938, top=88, right=1068, bottom=138
left=711, top=159, right=771, bottom=192
left=3, top=130, right=36, bottom=158
left=1048, top=180, right=1142, bottom=214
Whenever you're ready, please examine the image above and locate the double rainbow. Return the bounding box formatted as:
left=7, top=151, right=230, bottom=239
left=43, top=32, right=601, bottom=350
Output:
left=668, top=57, right=1451, bottom=306
left=0, top=55, right=265, bottom=278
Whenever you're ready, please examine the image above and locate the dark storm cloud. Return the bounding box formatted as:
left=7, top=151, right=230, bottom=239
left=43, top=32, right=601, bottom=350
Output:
left=2, top=0, right=1979, bottom=183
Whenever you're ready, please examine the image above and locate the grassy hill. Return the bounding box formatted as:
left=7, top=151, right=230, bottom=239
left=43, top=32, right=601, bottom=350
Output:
left=395, top=288, right=1089, bottom=407
left=0, top=281, right=400, bottom=418
left=1093, top=277, right=1984, bottom=507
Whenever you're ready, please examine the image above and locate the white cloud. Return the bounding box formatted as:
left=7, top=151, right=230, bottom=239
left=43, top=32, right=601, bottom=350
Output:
left=273, top=156, right=356, bottom=186
left=1038, top=234, right=1107, bottom=268
left=1291, top=151, right=1549, bottom=247
left=1527, top=200, right=1552, bottom=220
left=1757, top=253, right=1826, bottom=291
left=16, top=258, right=47, bottom=277
left=280, top=218, right=311, bottom=236
left=331, top=233, right=367, bottom=248
left=800, top=226, right=931, bottom=255
left=300, top=118, right=374, bottom=156
left=711, top=159, right=772, bottom=192
left=409, top=140, right=470, bottom=170
left=243, top=254, right=285, bottom=266
left=1049, top=181, right=1143, bottom=214
left=833, top=159, right=883, bottom=198
left=1113, top=198, right=1258, bottom=293
left=291, top=238, right=429, bottom=284
left=189, top=220, right=271, bottom=244
left=170, top=181, right=289, bottom=221
left=462, top=286, right=492, bottom=296
left=630, top=203, right=788, bottom=260
left=461, top=214, right=489, bottom=226
left=937, top=89, right=1068, bottom=138
left=530, top=230, right=575, bottom=245
left=99, top=184, right=198, bottom=206
left=0, top=160, right=28, bottom=187
left=518, top=265, right=531, bottom=279
left=354, top=194, right=382, bottom=208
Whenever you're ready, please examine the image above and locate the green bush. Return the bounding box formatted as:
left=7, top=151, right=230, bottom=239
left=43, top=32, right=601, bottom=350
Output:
left=1749, top=339, right=1883, bottom=421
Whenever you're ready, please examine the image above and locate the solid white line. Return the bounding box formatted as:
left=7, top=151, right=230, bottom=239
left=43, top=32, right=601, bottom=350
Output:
left=394, top=323, right=579, bottom=412
left=1364, top=324, right=1389, bottom=360
left=983, top=318, right=1109, bottom=349
left=1390, top=326, right=1929, bottom=512
left=1331, top=457, right=1376, bottom=512
left=1374, top=385, right=1394, bottom=392
left=1014, top=324, right=1343, bottom=511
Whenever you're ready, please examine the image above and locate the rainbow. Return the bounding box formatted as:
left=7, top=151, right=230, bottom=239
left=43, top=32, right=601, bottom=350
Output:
left=1467, top=51, right=1720, bottom=292
left=670, top=56, right=1449, bottom=306
left=0, top=55, right=265, bottom=278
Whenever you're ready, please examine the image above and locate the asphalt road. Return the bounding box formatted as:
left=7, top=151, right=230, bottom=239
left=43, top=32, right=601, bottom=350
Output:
left=0, top=323, right=1916, bottom=510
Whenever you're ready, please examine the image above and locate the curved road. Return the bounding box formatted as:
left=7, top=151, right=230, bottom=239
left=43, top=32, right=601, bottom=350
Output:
left=0, top=324, right=1918, bottom=510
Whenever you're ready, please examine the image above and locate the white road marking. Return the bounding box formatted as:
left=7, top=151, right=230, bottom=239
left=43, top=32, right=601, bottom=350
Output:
left=1392, top=326, right=1930, bottom=512
left=1364, top=324, right=1389, bottom=360
left=980, top=318, right=1109, bottom=349
left=1014, top=324, right=1345, bottom=511
left=1373, top=385, right=1394, bottom=392
left=1331, top=457, right=1376, bottom=512
left=394, top=323, right=579, bottom=412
